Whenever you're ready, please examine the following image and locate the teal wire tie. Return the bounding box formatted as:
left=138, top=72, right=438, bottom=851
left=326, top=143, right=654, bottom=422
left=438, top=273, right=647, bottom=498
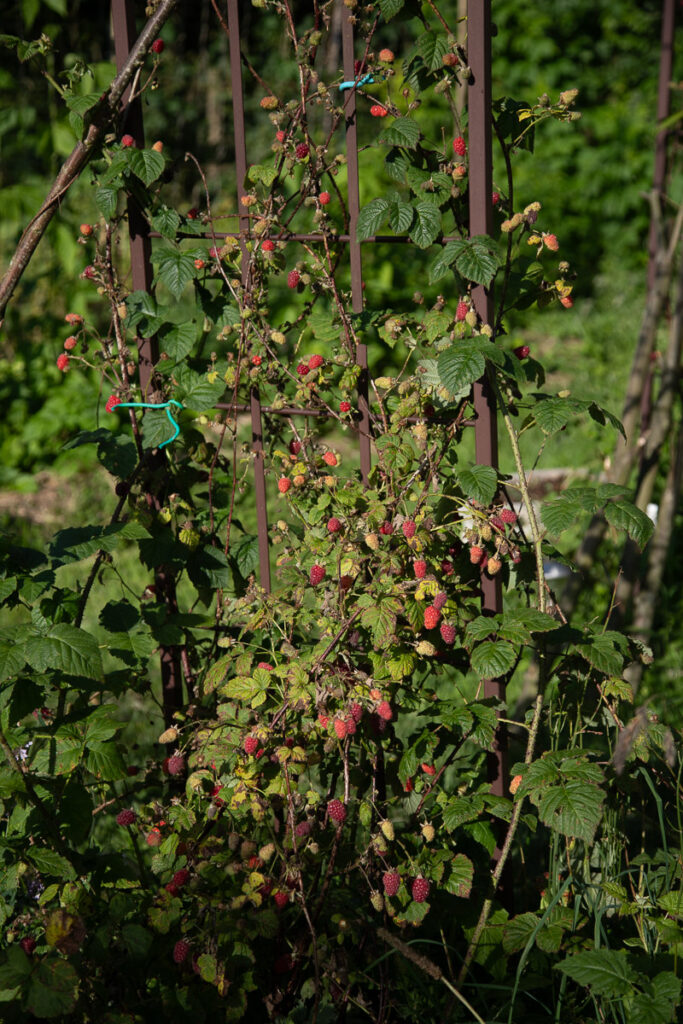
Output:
left=116, top=399, right=183, bottom=449
left=339, top=73, right=376, bottom=91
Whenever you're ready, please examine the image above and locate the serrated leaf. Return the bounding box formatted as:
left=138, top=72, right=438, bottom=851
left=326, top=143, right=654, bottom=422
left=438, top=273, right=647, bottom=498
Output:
left=151, top=206, right=181, bottom=239
left=443, top=796, right=481, bottom=830
left=541, top=496, right=582, bottom=536
left=537, top=779, right=604, bottom=842
left=630, top=972, right=681, bottom=1024
left=588, top=401, right=625, bottom=438
left=470, top=640, right=516, bottom=678
left=233, top=536, right=260, bottom=579
left=572, top=632, right=625, bottom=676
left=605, top=499, right=654, bottom=548
left=458, top=465, right=498, bottom=505
left=429, top=240, right=466, bottom=284
left=121, top=923, right=153, bottom=959
left=454, top=237, right=499, bottom=287
left=356, top=198, right=390, bottom=241
left=388, top=199, right=414, bottom=234
left=174, top=365, right=225, bottom=411
left=417, top=31, right=449, bottom=71
left=25, top=624, right=102, bottom=678
left=410, top=201, right=441, bottom=249
left=465, top=616, right=499, bottom=643
left=555, top=949, right=635, bottom=998
left=155, top=247, right=196, bottom=299
left=26, top=957, right=79, bottom=1018
left=0, top=642, right=26, bottom=681
left=203, top=654, right=231, bottom=695
left=125, top=147, right=164, bottom=186
left=437, top=343, right=485, bottom=396
left=85, top=741, right=127, bottom=781
left=50, top=522, right=150, bottom=563
left=445, top=853, right=473, bottom=897
left=534, top=396, right=584, bottom=434
left=26, top=848, right=76, bottom=881
left=422, top=308, right=451, bottom=342
left=385, top=147, right=410, bottom=182
left=158, top=321, right=196, bottom=363
left=379, top=117, right=420, bottom=149
left=95, top=186, right=118, bottom=220
left=378, top=0, right=405, bottom=18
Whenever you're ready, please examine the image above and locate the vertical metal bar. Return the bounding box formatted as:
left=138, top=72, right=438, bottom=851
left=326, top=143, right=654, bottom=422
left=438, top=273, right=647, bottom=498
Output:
left=467, top=1, right=507, bottom=808
left=227, top=0, right=271, bottom=593
left=641, top=0, right=676, bottom=441
left=111, top=0, right=182, bottom=724
left=111, top=0, right=156, bottom=395
left=341, top=10, right=372, bottom=485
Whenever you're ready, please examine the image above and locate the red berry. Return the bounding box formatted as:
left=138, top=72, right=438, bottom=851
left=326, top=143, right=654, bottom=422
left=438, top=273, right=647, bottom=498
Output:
left=289, top=440, right=302, bottom=455
left=339, top=401, right=351, bottom=413
left=165, top=882, right=179, bottom=896
left=121, top=134, right=135, bottom=148
left=441, top=559, right=454, bottom=575
left=379, top=521, right=394, bottom=536
left=167, top=754, right=185, bottom=776
left=424, top=606, right=440, bottom=630
left=514, top=345, right=530, bottom=360
left=370, top=104, right=388, bottom=117
left=456, top=299, right=468, bottom=322
left=251, top=355, right=262, bottom=366
left=412, top=876, right=430, bottom=902
left=278, top=477, right=291, bottom=494
left=500, top=509, right=517, bottom=526
left=377, top=700, right=393, bottom=722
left=492, top=191, right=500, bottom=205
left=308, top=353, right=324, bottom=369
left=322, top=453, right=338, bottom=469
left=382, top=871, right=400, bottom=896
left=172, top=868, right=190, bottom=888
left=116, top=808, right=136, bottom=827
left=244, top=735, right=258, bottom=755
left=173, top=940, right=190, bottom=964
left=402, top=520, right=416, bottom=539
left=105, top=395, right=121, bottom=413
left=262, top=239, right=275, bottom=252
left=560, top=295, right=573, bottom=308
left=421, top=762, right=436, bottom=775
left=151, top=38, right=164, bottom=54
left=453, top=136, right=466, bottom=156
left=258, top=662, right=273, bottom=671
left=56, top=353, right=69, bottom=371
left=469, top=545, right=484, bottom=564
left=404, top=777, right=413, bottom=792
left=295, top=142, right=310, bottom=160
left=350, top=702, right=363, bottom=723
left=327, top=516, right=342, bottom=533
left=310, top=564, right=325, bottom=586
left=208, top=246, right=221, bottom=259
left=187, top=207, right=198, bottom=219
left=288, top=269, right=300, bottom=288
left=274, top=891, right=289, bottom=909
left=276, top=130, right=286, bottom=143
left=433, top=591, right=447, bottom=611
left=379, top=48, right=395, bottom=62
left=296, top=362, right=309, bottom=376
left=440, top=622, right=456, bottom=645
left=65, top=313, right=83, bottom=325
left=413, top=559, right=427, bottom=579
left=20, top=937, right=36, bottom=955
left=317, top=713, right=329, bottom=728
left=146, top=829, right=162, bottom=847
left=334, top=717, right=348, bottom=740
left=295, top=820, right=312, bottom=837
left=327, top=799, right=347, bottom=824
left=319, top=191, right=331, bottom=205
left=193, top=258, right=205, bottom=269
left=339, top=574, right=352, bottom=591
left=79, top=223, right=93, bottom=236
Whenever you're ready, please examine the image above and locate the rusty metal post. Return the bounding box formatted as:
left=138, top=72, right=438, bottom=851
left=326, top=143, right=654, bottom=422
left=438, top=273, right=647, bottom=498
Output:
left=341, top=10, right=372, bottom=485
left=640, top=0, right=676, bottom=441
left=467, top=1, right=507, bottom=811
left=112, top=0, right=182, bottom=724
left=227, top=0, right=271, bottom=592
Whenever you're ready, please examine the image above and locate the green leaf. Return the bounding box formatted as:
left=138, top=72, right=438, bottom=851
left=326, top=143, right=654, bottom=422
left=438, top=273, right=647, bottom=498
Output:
left=437, top=343, right=485, bottom=396
left=422, top=308, right=451, bottom=342
left=378, top=117, right=420, bottom=149
left=410, top=201, right=441, bottom=249
left=121, top=923, right=153, bottom=959
left=534, top=396, right=584, bottom=434
left=470, top=640, right=516, bottom=678
left=0, top=643, right=26, bottom=682
left=95, top=186, right=118, bottom=220
left=541, top=495, right=582, bottom=536
left=247, top=163, right=278, bottom=187
left=388, top=199, right=414, bottom=234
left=140, top=409, right=177, bottom=450
left=588, top=401, right=625, bottom=438
left=125, top=147, right=165, bottom=186
left=429, top=240, right=466, bottom=284
left=445, top=853, right=473, bottom=897
left=629, top=972, right=681, bottom=1024
left=156, top=247, right=196, bottom=299
left=157, top=321, right=196, bottom=363
left=233, top=536, right=260, bottom=579
left=458, top=465, right=498, bottom=505
left=25, top=624, right=102, bottom=678
left=378, top=0, right=404, bottom=18
left=26, top=957, right=79, bottom=1018
left=197, top=953, right=218, bottom=984
left=203, top=654, right=231, bottom=695
left=188, top=547, right=233, bottom=589
left=384, top=147, right=410, bottom=182
left=572, top=631, right=625, bottom=676
left=555, top=949, right=636, bottom=998
left=85, top=741, right=127, bottom=781
left=417, top=31, right=449, bottom=71
left=537, top=779, right=604, bottom=842
left=453, top=236, right=500, bottom=287
left=26, top=848, right=76, bottom=881
left=605, top=500, right=654, bottom=548
left=50, top=522, right=150, bottom=563
left=150, top=205, right=181, bottom=240
left=175, top=365, right=226, bottom=412
left=356, top=198, right=390, bottom=241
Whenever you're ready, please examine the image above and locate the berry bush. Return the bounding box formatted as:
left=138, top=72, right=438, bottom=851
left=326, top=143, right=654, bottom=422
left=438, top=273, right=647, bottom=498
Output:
left=0, top=3, right=679, bottom=1023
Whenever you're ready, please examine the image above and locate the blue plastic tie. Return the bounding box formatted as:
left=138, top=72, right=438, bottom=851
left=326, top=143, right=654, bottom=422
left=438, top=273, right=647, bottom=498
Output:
left=339, top=73, right=376, bottom=91
left=115, top=399, right=183, bottom=449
